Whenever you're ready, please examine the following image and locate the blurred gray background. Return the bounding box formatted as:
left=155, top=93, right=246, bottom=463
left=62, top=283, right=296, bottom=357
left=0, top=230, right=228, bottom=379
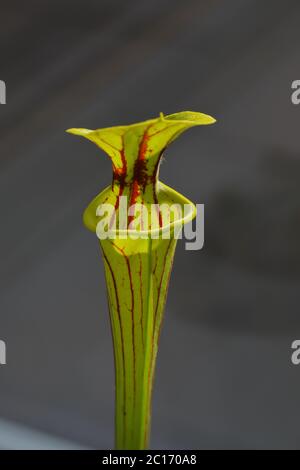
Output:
left=0, top=0, right=300, bottom=450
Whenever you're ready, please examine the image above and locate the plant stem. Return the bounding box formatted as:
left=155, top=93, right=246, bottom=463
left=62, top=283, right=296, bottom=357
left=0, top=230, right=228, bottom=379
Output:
left=101, top=237, right=177, bottom=449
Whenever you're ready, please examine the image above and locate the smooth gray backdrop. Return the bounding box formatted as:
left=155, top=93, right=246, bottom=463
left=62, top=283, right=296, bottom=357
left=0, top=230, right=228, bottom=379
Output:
left=0, top=0, right=300, bottom=449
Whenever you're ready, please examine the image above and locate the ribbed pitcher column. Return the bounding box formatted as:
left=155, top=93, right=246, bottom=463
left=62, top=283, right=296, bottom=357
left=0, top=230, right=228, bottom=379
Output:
left=100, top=237, right=177, bottom=450
left=67, top=111, right=216, bottom=450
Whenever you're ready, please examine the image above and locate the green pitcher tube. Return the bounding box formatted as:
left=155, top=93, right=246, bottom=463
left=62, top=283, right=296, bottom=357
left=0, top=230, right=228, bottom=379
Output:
left=67, top=111, right=216, bottom=450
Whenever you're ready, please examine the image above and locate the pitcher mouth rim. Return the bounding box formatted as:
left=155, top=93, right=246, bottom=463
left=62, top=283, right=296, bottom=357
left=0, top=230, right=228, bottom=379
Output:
left=83, top=183, right=197, bottom=237
left=66, top=111, right=216, bottom=137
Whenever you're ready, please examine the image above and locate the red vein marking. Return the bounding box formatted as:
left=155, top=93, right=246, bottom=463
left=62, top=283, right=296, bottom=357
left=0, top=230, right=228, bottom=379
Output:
left=128, top=127, right=151, bottom=225
left=101, top=247, right=126, bottom=446
left=111, top=137, right=127, bottom=229
left=152, top=251, right=158, bottom=276
left=120, top=135, right=127, bottom=173
left=138, top=253, right=145, bottom=352
left=157, top=252, right=174, bottom=341
left=153, top=240, right=173, bottom=333
left=97, top=136, right=121, bottom=153
left=111, top=242, right=137, bottom=415
left=148, top=122, right=180, bottom=139
left=152, top=148, right=165, bottom=228
left=146, top=239, right=173, bottom=443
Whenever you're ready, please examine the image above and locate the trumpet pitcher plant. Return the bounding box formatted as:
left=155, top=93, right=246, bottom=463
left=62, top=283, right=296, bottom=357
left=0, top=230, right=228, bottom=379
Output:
left=67, top=111, right=216, bottom=449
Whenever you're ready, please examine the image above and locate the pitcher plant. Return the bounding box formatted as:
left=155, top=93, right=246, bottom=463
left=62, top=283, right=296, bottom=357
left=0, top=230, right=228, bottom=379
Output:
left=67, top=111, right=216, bottom=449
